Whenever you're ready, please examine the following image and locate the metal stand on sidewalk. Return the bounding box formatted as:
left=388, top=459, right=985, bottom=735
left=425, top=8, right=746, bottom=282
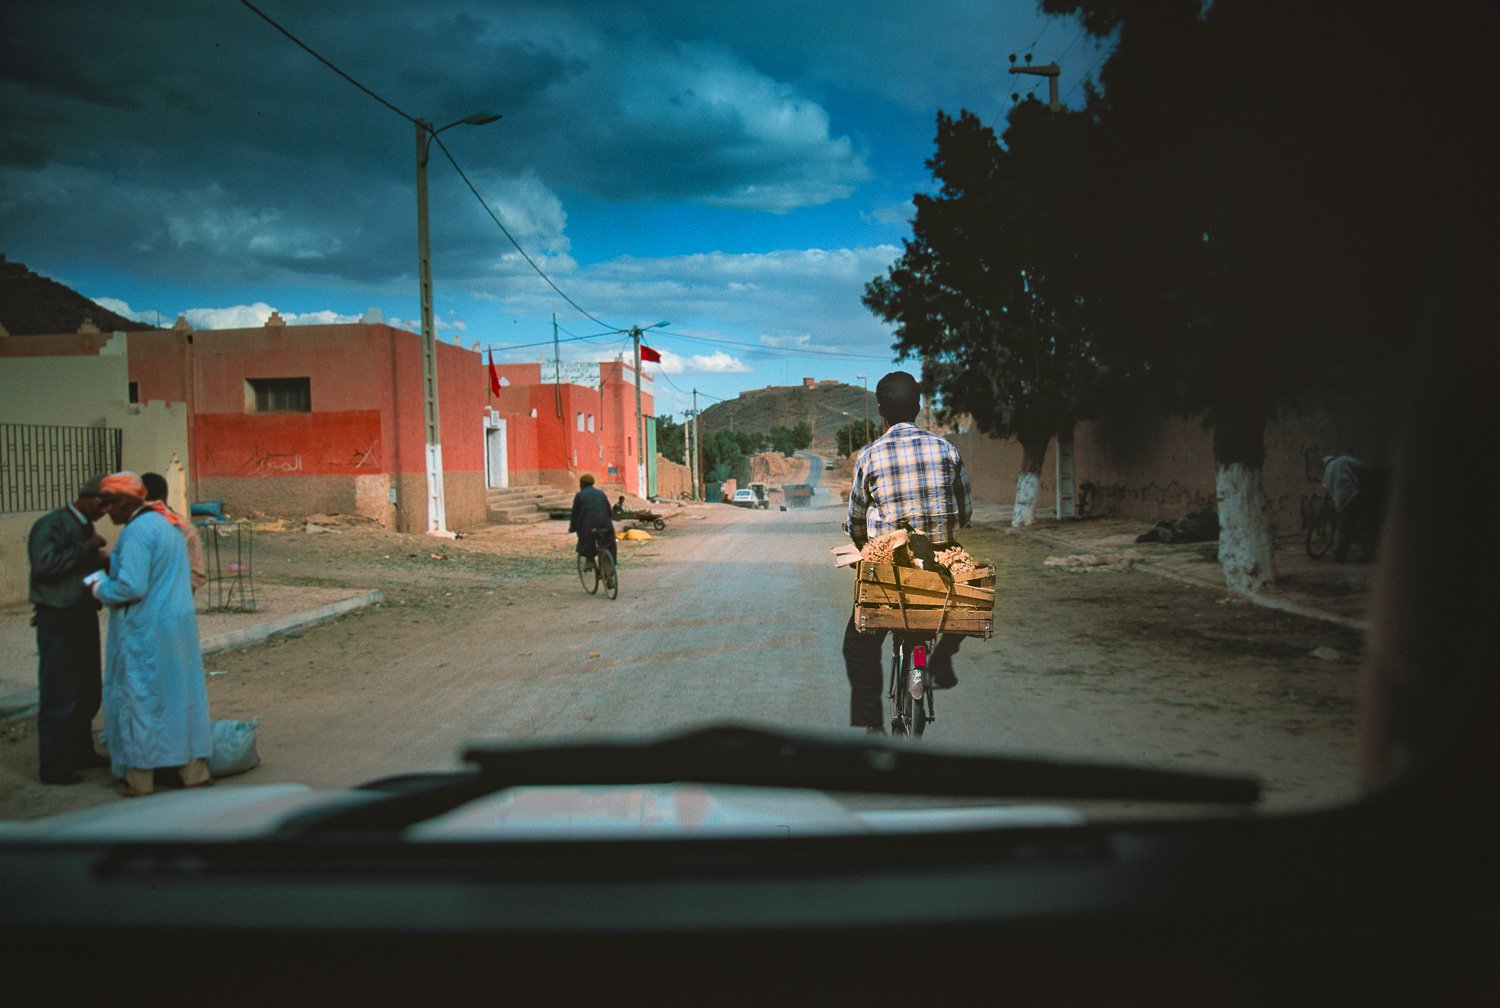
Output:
left=199, top=519, right=257, bottom=612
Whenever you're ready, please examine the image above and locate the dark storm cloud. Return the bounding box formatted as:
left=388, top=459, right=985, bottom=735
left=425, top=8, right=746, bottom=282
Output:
left=0, top=1, right=1055, bottom=299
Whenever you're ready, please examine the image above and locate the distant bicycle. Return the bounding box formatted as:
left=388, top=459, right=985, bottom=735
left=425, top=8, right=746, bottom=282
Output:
left=576, top=527, right=618, bottom=600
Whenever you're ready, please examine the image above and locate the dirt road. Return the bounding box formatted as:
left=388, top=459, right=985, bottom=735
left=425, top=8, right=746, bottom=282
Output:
left=0, top=497, right=1363, bottom=820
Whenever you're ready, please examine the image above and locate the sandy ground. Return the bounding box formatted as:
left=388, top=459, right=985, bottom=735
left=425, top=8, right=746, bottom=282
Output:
left=0, top=498, right=1367, bottom=821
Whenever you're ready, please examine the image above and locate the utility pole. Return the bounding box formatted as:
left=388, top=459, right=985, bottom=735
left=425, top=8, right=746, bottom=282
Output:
left=1007, top=55, right=1060, bottom=112
left=413, top=110, right=499, bottom=536
left=552, top=313, right=562, bottom=418
left=692, top=388, right=703, bottom=500
left=631, top=327, right=644, bottom=497
left=857, top=373, right=869, bottom=446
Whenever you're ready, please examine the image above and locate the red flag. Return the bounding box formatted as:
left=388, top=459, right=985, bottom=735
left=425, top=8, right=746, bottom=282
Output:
left=487, top=349, right=501, bottom=397
left=639, top=344, right=662, bottom=364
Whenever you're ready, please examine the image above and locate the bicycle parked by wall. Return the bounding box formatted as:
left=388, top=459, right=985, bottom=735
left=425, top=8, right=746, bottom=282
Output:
left=1304, top=464, right=1391, bottom=562
left=577, top=527, right=618, bottom=600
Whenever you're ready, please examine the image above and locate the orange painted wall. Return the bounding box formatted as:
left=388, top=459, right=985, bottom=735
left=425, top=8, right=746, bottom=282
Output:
left=488, top=360, right=653, bottom=493
left=105, top=321, right=488, bottom=528
left=122, top=322, right=486, bottom=483
left=196, top=410, right=383, bottom=477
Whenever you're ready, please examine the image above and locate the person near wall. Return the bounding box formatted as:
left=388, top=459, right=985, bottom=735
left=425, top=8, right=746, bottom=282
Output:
left=1322, top=454, right=1366, bottom=563
left=90, top=472, right=213, bottom=797
left=142, top=471, right=208, bottom=593
left=843, top=372, right=974, bottom=733
left=27, top=476, right=111, bottom=784
left=568, top=473, right=617, bottom=575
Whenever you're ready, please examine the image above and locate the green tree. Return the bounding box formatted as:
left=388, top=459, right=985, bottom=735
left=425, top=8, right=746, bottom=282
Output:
left=768, top=422, right=812, bottom=457
left=654, top=414, right=685, bottom=464
left=700, top=430, right=768, bottom=487
left=836, top=421, right=872, bottom=458
left=864, top=101, right=1105, bottom=526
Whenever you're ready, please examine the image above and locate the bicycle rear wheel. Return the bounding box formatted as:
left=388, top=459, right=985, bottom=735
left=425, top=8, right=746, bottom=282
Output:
left=887, top=641, right=926, bottom=738
left=599, top=550, right=618, bottom=600
left=903, top=670, right=927, bottom=738
left=578, top=552, right=600, bottom=594
left=1306, top=502, right=1336, bottom=560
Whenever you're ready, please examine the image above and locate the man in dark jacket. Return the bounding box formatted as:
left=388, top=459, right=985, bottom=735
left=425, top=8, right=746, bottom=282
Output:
left=568, top=473, right=616, bottom=572
left=27, top=476, right=110, bottom=784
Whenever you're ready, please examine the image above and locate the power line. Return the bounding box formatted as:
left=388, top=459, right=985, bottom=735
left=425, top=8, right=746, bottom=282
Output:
left=238, top=0, right=616, bottom=332
left=1026, top=19, right=1051, bottom=53
left=431, top=134, right=617, bottom=331
left=1063, top=42, right=1113, bottom=104
left=238, top=0, right=415, bottom=125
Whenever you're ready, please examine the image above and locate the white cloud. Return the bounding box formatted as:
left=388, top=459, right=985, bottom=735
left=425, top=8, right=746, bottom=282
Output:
left=861, top=201, right=915, bottom=228
left=483, top=172, right=570, bottom=256
left=759, top=333, right=813, bottom=350
left=92, top=297, right=156, bottom=324
left=163, top=185, right=344, bottom=261
left=685, top=351, right=753, bottom=374
left=175, top=303, right=367, bottom=329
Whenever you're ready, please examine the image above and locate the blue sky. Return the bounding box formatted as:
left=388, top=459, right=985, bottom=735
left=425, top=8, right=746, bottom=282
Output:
left=0, top=1, right=1106, bottom=418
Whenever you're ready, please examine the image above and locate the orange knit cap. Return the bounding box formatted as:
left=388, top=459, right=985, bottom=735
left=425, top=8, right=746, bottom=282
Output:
left=100, top=472, right=188, bottom=529
left=99, top=472, right=146, bottom=500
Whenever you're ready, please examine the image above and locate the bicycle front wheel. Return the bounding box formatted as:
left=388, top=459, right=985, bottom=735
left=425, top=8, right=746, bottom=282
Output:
left=578, top=552, right=600, bottom=593
left=1306, top=503, right=1336, bottom=560
left=599, top=550, right=618, bottom=600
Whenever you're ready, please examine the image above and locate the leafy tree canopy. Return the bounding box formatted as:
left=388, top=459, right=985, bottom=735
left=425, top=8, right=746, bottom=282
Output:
left=863, top=100, right=1105, bottom=451
left=654, top=414, right=685, bottom=464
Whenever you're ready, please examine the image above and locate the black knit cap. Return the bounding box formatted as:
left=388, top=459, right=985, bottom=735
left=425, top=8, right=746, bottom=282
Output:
left=875, top=371, right=920, bottom=408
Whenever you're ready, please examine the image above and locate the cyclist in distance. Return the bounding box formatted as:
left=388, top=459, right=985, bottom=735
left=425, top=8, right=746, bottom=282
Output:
left=568, top=473, right=616, bottom=574
left=843, top=371, right=973, bottom=734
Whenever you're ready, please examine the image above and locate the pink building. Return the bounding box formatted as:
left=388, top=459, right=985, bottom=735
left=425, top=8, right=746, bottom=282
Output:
left=487, top=360, right=656, bottom=496
left=3, top=316, right=490, bottom=532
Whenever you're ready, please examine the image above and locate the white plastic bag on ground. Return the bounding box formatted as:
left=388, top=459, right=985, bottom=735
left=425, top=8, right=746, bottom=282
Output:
left=208, top=717, right=262, bottom=777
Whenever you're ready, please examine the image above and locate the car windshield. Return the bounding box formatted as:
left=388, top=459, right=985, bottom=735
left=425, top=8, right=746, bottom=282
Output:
left=0, top=1, right=1484, bottom=845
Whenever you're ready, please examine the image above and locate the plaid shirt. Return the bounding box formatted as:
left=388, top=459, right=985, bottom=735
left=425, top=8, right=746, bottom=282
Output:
left=848, top=422, right=972, bottom=545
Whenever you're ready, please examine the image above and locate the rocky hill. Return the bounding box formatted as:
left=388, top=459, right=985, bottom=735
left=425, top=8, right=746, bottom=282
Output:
left=700, top=378, right=877, bottom=450
left=0, top=255, right=157, bottom=336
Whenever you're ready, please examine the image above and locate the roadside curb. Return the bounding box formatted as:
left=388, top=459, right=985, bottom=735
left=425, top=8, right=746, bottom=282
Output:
left=200, top=589, right=382, bottom=656
left=1008, top=527, right=1369, bottom=633
left=0, top=589, right=383, bottom=724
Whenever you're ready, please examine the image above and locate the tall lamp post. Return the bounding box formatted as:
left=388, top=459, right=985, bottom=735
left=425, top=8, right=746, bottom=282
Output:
left=857, top=373, right=869, bottom=446
left=415, top=110, right=500, bottom=535
left=629, top=321, right=669, bottom=497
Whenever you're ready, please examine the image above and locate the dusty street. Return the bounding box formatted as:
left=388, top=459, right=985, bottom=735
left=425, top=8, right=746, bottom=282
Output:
left=0, top=495, right=1364, bottom=820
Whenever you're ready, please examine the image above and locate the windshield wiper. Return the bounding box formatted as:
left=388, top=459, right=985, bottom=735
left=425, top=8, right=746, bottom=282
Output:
left=277, top=726, right=1258, bottom=835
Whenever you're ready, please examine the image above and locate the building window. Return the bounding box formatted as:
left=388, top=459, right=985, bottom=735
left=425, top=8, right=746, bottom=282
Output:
left=587, top=414, right=596, bottom=433
left=128, top=382, right=139, bottom=404
left=577, top=412, right=586, bottom=432
left=247, top=377, right=311, bottom=413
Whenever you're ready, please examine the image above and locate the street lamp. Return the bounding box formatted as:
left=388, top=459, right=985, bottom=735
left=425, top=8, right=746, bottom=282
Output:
left=857, top=373, right=869, bottom=445
left=629, top=321, right=669, bottom=497
left=415, top=110, right=501, bottom=535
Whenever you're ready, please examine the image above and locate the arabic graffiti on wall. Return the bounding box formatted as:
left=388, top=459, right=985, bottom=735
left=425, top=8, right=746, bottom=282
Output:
left=239, top=441, right=379, bottom=475
left=197, top=411, right=384, bottom=478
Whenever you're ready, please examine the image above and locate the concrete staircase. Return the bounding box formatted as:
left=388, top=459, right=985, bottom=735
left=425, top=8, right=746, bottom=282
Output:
left=486, top=484, right=573, bottom=525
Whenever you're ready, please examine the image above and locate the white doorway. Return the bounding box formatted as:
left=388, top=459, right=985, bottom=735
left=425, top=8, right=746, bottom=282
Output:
left=484, top=414, right=508, bottom=489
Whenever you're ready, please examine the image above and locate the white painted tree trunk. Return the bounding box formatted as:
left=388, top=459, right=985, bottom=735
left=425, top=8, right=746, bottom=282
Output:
left=1216, top=462, right=1276, bottom=595
left=1011, top=471, right=1040, bottom=527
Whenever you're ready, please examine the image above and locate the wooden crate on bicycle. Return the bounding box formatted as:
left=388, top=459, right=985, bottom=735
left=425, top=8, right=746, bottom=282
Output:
left=853, top=560, right=995, bottom=637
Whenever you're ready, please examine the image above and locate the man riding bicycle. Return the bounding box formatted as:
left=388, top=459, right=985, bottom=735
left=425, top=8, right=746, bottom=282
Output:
left=843, top=371, right=973, bottom=734
left=568, top=473, right=616, bottom=580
